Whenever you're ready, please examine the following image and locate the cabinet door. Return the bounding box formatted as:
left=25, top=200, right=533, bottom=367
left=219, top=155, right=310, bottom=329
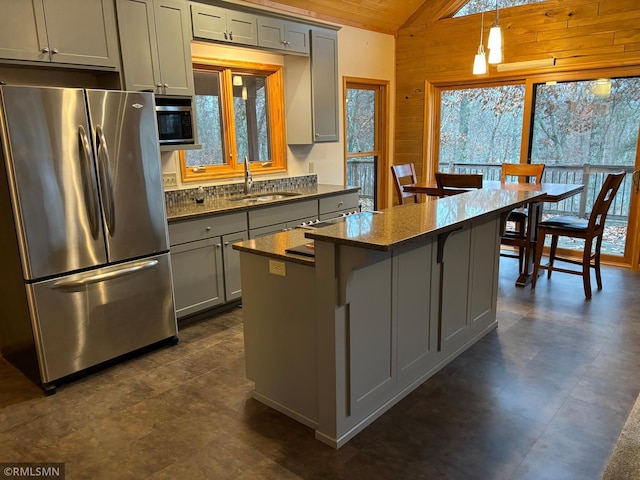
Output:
left=310, top=29, right=339, bottom=142
left=154, top=0, right=194, bottom=95
left=284, top=21, right=309, bottom=55
left=257, top=17, right=284, bottom=50
left=191, top=3, right=228, bottom=42
left=42, top=0, right=119, bottom=68
left=0, top=0, right=48, bottom=62
left=171, top=237, right=224, bottom=318
left=226, top=11, right=258, bottom=46
left=222, top=231, right=248, bottom=301
left=116, top=0, right=161, bottom=92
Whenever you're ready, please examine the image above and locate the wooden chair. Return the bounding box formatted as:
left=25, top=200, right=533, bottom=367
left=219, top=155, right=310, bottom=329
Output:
left=500, top=163, right=546, bottom=271
left=531, top=171, right=625, bottom=299
left=435, top=172, right=483, bottom=197
left=391, top=163, right=420, bottom=205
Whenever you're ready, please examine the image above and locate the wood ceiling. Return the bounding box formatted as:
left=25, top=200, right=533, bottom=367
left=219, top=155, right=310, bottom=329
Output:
left=238, top=0, right=469, bottom=35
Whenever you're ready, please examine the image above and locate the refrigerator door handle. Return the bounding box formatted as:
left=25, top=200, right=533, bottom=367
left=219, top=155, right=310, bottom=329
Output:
left=78, top=125, right=101, bottom=239
left=95, top=125, right=116, bottom=236
left=51, top=259, right=159, bottom=289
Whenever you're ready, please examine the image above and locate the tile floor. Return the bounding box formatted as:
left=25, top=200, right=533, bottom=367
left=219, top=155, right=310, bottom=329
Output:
left=1, top=259, right=640, bottom=479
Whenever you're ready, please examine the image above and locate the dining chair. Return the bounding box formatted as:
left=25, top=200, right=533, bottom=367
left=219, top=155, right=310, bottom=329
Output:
left=500, top=163, right=546, bottom=272
left=435, top=172, right=483, bottom=197
left=531, top=171, right=625, bottom=299
left=391, top=163, right=420, bottom=205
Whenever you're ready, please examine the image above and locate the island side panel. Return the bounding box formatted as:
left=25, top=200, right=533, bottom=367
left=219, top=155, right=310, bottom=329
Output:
left=468, top=216, right=501, bottom=334
left=396, top=238, right=439, bottom=387
left=239, top=252, right=318, bottom=428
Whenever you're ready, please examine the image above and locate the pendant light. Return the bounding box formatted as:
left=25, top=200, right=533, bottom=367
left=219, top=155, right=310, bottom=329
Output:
left=473, top=12, right=487, bottom=75
left=487, top=0, right=502, bottom=65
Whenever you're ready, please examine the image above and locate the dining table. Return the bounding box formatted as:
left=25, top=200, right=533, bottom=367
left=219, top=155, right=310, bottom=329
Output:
left=403, top=180, right=585, bottom=286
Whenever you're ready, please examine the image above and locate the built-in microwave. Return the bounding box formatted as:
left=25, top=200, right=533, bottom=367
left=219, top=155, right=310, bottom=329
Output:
left=155, top=95, right=195, bottom=146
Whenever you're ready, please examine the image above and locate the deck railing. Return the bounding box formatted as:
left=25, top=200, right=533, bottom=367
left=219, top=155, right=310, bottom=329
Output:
left=447, top=162, right=634, bottom=220
left=346, top=160, right=633, bottom=222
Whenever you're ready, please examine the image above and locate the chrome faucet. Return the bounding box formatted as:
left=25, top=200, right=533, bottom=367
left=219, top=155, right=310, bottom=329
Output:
left=243, top=156, right=253, bottom=194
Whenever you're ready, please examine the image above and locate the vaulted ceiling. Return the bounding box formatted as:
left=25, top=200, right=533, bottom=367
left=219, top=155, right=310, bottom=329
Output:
left=239, top=0, right=469, bottom=35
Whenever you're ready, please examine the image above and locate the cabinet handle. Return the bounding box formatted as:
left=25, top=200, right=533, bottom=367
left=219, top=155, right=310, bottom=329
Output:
left=164, top=83, right=169, bottom=88
left=41, top=47, right=49, bottom=54
left=205, top=226, right=211, bottom=231
left=51, top=48, right=59, bottom=55
left=224, top=241, right=230, bottom=246
left=229, top=31, right=233, bottom=41
left=216, top=243, right=221, bottom=248
left=224, top=31, right=228, bottom=40
left=338, top=201, right=344, bottom=206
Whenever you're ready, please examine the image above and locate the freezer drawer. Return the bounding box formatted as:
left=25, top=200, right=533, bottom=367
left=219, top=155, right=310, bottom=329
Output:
left=27, top=253, right=177, bottom=384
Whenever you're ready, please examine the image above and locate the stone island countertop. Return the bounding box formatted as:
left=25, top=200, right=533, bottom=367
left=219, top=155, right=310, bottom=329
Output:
left=233, top=188, right=546, bottom=260
left=165, top=184, right=360, bottom=222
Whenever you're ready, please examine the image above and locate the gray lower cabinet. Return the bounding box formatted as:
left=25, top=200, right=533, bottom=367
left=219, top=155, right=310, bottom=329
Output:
left=191, top=3, right=258, bottom=46
left=170, top=237, right=225, bottom=317
left=318, top=192, right=360, bottom=220
left=168, top=212, right=247, bottom=318
left=222, top=230, right=247, bottom=301
left=0, top=0, right=119, bottom=68
left=117, top=0, right=194, bottom=95
left=248, top=199, right=317, bottom=238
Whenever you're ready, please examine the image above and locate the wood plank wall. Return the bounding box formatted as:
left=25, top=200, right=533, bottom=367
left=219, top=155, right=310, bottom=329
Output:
left=394, top=0, right=640, bottom=183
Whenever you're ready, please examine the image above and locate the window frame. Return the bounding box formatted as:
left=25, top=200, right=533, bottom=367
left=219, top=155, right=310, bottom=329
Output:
left=343, top=77, right=389, bottom=209
left=180, top=57, right=287, bottom=182
left=427, top=65, right=640, bottom=267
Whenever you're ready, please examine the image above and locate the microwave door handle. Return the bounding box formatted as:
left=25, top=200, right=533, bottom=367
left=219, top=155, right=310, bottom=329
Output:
left=95, top=125, right=116, bottom=236
left=78, top=125, right=101, bottom=239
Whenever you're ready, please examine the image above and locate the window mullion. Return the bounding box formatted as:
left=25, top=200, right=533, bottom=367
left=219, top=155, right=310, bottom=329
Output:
left=221, top=68, right=239, bottom=171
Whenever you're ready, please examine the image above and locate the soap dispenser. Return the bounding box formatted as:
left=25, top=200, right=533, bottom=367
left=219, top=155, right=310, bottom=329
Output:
left=195, top=186, right=205, bottom=203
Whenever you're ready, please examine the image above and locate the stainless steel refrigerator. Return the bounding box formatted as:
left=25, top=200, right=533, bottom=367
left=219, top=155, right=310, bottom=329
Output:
left=0, top=86, right=178, bottom=393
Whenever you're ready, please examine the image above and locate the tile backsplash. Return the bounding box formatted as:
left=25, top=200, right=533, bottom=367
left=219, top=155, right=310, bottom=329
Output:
left=164, top=174, right=318, bottom=206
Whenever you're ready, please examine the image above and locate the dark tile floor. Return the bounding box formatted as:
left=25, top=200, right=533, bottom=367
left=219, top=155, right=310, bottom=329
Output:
left=2, top=260, right=640, bottom=479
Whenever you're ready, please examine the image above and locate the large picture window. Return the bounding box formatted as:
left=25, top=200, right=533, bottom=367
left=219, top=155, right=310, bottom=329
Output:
left=180, top=60, right=286, bottom=181
left=438, top=84, right=525, bottom=175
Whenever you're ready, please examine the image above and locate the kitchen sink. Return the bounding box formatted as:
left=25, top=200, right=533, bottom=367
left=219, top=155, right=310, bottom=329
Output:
left=228, top=192, right=301, bottom=202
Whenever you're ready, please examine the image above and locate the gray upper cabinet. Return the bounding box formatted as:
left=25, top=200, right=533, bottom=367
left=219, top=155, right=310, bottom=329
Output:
left=191, top=3, right=258, bottom=46
left=117, top=0, right=194, bottom=96
left=257, top=17, right=309, bottom=55
left=310, top=28, right=339, bottom=142
left=0, top=0, right=119, bottom=68
left=285, top=27, right=339, bottom=144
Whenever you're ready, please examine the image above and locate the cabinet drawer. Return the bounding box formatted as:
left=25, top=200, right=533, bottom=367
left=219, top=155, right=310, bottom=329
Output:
left=319, top=192, right=359, bottom=216
left=168, top=212, right=247, bottom=246
left=248, top=199, right=317, bottom=229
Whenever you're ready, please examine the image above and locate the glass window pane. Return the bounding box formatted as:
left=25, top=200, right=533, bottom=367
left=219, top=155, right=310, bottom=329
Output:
left=233, top=74, right=270, bottom=163
left=346, top=155, right=376, bottom=211
left=531, top=77, right=640, bottom=255
left=439, top=85, right=525, bottom=178
left=454, top=0, right=545, bottom=17
left=346, top=89, right=375, bottom=153
left=185, top=71, right=225, bottom=167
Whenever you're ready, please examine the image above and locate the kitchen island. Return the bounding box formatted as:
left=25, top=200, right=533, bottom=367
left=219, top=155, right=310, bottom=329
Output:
left=233, top=188, right=545, bottom=448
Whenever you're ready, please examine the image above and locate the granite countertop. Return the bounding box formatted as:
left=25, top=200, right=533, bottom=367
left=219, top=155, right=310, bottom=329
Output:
left=233, top=188, right=546, bottom=262
left=166, top=184, right=360, bottom=222
left=233, top=229, right=315, bottom=266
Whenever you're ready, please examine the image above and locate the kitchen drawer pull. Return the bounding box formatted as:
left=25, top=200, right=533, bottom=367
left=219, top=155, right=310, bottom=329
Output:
left=205, top=226, right=211, bottom=231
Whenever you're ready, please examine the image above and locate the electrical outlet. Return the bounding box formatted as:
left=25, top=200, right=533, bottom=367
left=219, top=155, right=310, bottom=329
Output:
left=269, top=260, right=286, bottom=277
left=162, top=173, right=177, bottom=187
left=309, top=161, right=314, bottom=173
